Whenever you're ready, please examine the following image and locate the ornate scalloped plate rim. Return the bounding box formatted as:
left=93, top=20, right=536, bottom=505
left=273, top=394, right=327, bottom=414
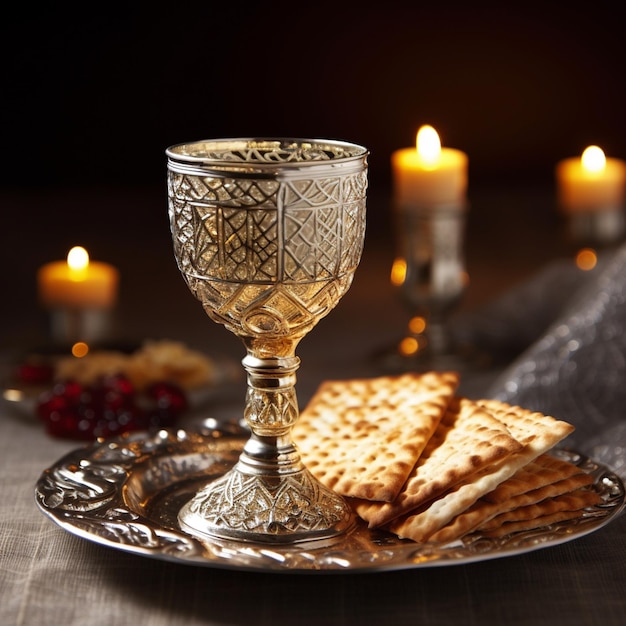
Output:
left=34, top=424, right=625, bottom=574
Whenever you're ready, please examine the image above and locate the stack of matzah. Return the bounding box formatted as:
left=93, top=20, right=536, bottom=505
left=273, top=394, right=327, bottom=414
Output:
left=293, top=371, right=602, bottom=544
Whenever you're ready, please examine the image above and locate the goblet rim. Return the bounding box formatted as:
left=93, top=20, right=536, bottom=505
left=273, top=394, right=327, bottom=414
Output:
left=166, top=137, right=369, bottom=179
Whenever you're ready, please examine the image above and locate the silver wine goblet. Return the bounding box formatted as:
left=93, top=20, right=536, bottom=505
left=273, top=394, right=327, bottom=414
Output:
left=166, top=138, right=368, bottom=544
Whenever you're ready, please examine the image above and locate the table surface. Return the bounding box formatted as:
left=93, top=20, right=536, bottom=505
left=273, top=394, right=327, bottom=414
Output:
left=1, top=185, right=625, bottom=626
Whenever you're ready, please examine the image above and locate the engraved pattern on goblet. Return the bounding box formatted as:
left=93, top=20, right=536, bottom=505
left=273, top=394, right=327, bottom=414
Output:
left=167, top=139, right=368, bottom=543
left=168, top=173, right=365, bottom=347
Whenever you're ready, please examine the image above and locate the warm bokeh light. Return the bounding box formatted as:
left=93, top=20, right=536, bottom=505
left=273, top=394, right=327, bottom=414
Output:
left=581, top=146, right=606, bottom=173
left=416, top=125, right=441, bottom=169
left=399, top=336, right=419, bottom=356
left=390, top=258, right=407, bottom=287
left=71, top=342, right=90, bottom=358
left=408, top=316, right=427, bottom=335
left=67, top=246, right=89, bottom=272
left=3, top=388, right=24, bottom=402
left=575, top=248, right=598, bottom=271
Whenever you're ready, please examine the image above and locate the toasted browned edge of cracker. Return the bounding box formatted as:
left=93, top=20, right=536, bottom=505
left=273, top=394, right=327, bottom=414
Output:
left=354, top=397, right=524, bottom=527
left=428, top=458, right=595, bottom=544
left=385, top=400, right=576, bottom=543
left=477, top=489, right=603, bottom=539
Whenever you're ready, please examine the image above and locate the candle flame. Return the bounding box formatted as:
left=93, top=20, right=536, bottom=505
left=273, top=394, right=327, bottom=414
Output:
left=416, top=125, right=441, bottom=169
left=67, top=246, right=89, bottom=271
left=581, top=145, right=606, bottom=173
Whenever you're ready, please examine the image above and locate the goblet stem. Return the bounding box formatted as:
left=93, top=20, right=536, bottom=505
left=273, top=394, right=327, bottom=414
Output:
left=177, top=352, right=353, bottom=543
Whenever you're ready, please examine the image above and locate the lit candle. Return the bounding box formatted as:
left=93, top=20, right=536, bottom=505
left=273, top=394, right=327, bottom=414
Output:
left=38, top=246, right=119, bottom=310
left=391, top=125, right=469, bottom=209
left=556, top=145, right=626, bottom=212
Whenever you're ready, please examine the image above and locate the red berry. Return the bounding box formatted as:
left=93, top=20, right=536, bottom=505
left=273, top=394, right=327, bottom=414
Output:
left=36, top=375, right=188, bottom=440
left=44, top=410, right=87, bottom=440
left=147, top=382, right=188, bottom=414
left=37, top=392, right=69, bottom=421
left=55, top=380, right=83, bottom=404
left=17, top=361, right=54, bottom=385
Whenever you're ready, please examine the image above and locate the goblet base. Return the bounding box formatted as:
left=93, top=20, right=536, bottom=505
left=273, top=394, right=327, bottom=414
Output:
left=178, top=462, right=354, bottom=544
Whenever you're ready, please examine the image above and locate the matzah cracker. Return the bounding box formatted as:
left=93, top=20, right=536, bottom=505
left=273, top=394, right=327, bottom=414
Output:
left=388, top=400, right=575, bottom=542
left=293, top=371, right=459, bottom=502
left=477, top=488, right=602, bottom=532
left=428, top=455, right=594, bottom=543
left=477, top=489, right=603, bottom=538
left=481, top=453, right=584, bottom=503
left=353, top=396, right=524, bottom=527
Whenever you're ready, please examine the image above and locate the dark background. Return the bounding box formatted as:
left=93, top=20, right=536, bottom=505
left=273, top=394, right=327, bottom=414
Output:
left=2, top=1, right=626, bottom=351
left=5, top=1, right=626, bottom=191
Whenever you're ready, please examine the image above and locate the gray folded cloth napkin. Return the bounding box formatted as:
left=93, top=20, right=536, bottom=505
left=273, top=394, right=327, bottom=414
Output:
left=456, top=243, right=626, bottom=480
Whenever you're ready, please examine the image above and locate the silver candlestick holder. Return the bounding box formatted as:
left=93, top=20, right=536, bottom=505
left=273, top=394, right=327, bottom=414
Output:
left=565, top=206, right=625, bottom=250
left=382, top=201, right=468, bottom=372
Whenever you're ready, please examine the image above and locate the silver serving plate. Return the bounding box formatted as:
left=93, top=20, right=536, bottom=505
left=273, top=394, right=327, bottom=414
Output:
left=34, top=422, right=625, bottom=573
